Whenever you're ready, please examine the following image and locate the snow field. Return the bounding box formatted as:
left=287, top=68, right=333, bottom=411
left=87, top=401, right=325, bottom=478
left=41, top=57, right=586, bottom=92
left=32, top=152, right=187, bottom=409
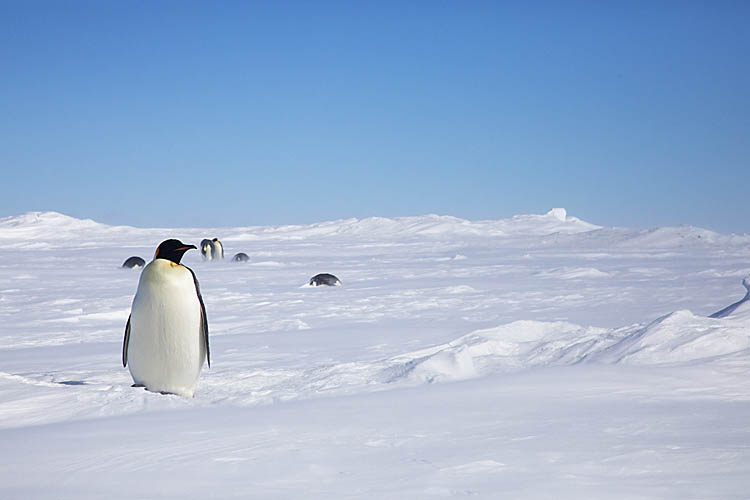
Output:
left=1, top=209, right=749, bottom=498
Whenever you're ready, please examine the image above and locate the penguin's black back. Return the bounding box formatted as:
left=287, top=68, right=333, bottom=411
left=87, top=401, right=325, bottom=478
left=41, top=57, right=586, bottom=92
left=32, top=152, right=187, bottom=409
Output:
left=122, top=256, right=146, bottom=269
left=232, top=252, right=250, bottom=262
left=310, top=273, right=341, bottom=286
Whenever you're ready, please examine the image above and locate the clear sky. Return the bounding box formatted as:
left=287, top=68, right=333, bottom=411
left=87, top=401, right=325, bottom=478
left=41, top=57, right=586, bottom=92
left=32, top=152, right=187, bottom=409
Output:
left=1, top=1, right=748, bottom=232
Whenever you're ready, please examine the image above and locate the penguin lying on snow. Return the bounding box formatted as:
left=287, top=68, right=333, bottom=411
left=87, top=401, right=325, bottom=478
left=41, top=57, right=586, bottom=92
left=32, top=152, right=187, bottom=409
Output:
left=309, top=273, right=341, bottom=286
left=232, top=252, right=249, bottom=262
left=121, top=256, right=146, bottom=269
left=200, top=239, right=214, bottom=261
left=123, top=239, right=210, bottom=397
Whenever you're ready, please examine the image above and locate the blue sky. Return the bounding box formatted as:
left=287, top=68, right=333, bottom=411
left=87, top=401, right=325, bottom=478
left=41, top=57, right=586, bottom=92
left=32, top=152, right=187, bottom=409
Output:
left=1, top=1, right=748, bottom=232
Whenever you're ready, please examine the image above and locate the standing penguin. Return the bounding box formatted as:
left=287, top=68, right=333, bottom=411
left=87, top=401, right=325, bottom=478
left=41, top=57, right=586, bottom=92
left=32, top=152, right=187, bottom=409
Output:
left=123, top=239, right=210, bottom=397
left=211, top=238, right=224, bottom=260
left=200, top=239, right=214, bottom=261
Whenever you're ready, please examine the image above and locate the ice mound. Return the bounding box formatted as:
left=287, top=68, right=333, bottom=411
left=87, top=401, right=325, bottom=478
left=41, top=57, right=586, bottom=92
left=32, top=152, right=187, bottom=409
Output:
left=383, top=303, right=750, bottom=385
left=593, top=307, right=750, bottom=365
left=382, top=321, right=609, bottom=383
left=0, top=211, right=142, bottom=248
left=547, top=208, right=567, bottom=221
left=393, top=346, right=478, bottom=384
left=0, top=211, right=102, bottom=231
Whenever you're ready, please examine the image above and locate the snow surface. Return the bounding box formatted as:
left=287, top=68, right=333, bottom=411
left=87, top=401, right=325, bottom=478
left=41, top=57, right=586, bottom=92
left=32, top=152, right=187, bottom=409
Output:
left=1, top=209, right=750, bottom=499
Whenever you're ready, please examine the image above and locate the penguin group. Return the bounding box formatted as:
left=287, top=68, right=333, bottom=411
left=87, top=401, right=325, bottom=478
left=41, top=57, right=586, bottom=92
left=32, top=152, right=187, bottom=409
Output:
left=201, top=238, right=224, bottom=261
left=116, top=225, right=748, bottom=400
left=123, top=239, right=209, bottom=398
left=120, top=236, right=342, bottom=398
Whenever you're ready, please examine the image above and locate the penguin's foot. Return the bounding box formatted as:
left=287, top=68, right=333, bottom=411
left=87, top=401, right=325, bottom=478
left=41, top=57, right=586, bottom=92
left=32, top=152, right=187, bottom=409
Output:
left=157, top=390, right=195, bottom=397
left=134, top=385, right=195, bottom=397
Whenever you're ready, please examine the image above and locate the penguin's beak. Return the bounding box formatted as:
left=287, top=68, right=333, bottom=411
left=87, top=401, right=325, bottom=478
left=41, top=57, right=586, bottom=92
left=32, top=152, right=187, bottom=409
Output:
left=179, top=245, right=197, bottom=251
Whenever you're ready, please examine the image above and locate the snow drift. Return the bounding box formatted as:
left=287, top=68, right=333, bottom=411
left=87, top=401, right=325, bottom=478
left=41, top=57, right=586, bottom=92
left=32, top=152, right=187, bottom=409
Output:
left=382, top=294, right=750, bottom=385
left=2, top=209, right=750, bottom=499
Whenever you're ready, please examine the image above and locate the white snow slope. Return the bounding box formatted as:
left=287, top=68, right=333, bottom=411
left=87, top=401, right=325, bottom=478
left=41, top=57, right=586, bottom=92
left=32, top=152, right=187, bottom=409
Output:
left=1, top=208, right=750, bottom=499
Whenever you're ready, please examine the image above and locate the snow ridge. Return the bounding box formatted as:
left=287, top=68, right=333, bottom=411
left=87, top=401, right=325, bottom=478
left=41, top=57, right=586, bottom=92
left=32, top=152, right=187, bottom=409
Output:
left=228, top=208, right=599, bottom=241
left=0, top=208, right=599, bottom=242
left=710, top=277, right=750, bottom=319
left=382, top=301, right=750, bottom=384
left=0, top=211, right=141, bottom=248
left=4, top=210, right=748, bottom=251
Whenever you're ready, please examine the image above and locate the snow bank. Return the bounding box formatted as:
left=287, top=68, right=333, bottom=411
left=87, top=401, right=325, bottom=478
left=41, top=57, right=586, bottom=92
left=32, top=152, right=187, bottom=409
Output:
left=594, top=306, right=750, bottom=365
left=383, top=297, right=750, bottom=384
left=565, top=225, right=750, bottom=250
left=0, top=211, right=151, bottom=249
left=383, top=321, right=603, bottom=383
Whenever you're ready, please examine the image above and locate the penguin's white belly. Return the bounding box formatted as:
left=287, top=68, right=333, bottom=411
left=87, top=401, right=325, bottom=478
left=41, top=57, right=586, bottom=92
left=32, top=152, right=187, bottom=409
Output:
left=212, top=241, right=223, bottom=259
left=202, top=244, right=213, bottom=261
left=128, top=260, right=205, bottom=397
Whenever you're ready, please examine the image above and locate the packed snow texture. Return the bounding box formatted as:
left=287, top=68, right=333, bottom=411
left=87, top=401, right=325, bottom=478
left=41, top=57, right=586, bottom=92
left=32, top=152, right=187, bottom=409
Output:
left=1, top=209, right=750, bottom=499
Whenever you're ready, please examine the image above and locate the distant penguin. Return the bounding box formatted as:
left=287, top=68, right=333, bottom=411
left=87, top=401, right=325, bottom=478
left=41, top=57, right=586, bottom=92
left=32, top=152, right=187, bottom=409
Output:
left=309, top=273, right=341, bottom=286
left=232, top=252, right=249, bottom=262
left=212, top=238, right=224, bottom=260
left=200, top=239, right=214, bottom=261
left=122, top=239, right=210, bottom=397
left=121, top=256, right=146, bottom=269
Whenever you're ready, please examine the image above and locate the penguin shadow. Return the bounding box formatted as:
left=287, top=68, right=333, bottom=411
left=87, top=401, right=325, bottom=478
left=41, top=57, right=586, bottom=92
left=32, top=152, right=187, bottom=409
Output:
left=58, top=380, right=88, bottom=386
left=131, top=383, right=184, bottom=397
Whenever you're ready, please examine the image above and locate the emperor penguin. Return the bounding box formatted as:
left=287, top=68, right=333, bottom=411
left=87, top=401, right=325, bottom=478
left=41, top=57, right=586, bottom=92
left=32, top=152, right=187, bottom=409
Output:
left=200, top=239, right=214, bottom=261
left=211, top=238, right=224, bottom=260
left=122, top=239, right=210, bottom=397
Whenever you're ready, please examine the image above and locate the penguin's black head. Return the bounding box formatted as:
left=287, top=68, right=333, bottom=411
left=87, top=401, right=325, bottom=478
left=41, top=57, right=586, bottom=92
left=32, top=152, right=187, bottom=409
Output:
left=154, top=239, right=196, bottom=264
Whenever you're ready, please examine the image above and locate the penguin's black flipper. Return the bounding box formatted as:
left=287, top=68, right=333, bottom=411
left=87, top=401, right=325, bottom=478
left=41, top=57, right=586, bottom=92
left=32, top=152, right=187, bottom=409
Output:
left=187, top=266, right=210, bottom=368
left=123, top=315, right=131, bottom=367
